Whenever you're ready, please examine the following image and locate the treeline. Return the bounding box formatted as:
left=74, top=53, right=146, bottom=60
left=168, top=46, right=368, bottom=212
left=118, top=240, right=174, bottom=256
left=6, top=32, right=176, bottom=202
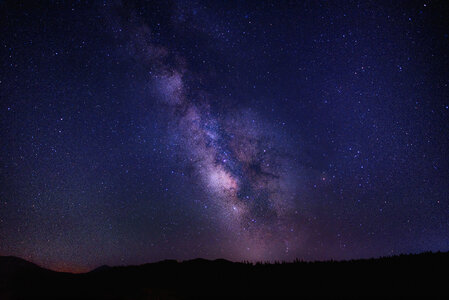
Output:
left=1, top=251, right=448, bottom=299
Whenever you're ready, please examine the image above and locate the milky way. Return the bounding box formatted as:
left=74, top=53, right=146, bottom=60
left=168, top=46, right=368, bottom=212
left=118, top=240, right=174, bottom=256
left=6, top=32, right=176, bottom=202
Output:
left=143, top=34, right=303, bottom=259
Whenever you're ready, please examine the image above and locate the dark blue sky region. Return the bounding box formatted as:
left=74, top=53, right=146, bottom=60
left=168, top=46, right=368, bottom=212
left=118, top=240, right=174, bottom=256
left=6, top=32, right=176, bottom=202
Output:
left=0, top=0, right=448, bottom=272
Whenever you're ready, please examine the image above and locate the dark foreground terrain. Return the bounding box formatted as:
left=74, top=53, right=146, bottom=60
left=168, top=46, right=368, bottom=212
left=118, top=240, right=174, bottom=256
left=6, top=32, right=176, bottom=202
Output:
left=1, top=251, right=448, bottom=299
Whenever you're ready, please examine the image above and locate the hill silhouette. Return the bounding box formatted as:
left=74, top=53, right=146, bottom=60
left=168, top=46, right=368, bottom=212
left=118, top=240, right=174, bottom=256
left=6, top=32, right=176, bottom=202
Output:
left=1, top=251, right=448, bottom=299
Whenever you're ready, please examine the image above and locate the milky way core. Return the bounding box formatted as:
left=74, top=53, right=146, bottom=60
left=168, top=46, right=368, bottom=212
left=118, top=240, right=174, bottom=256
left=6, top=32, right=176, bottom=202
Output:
left=145, top=40, right=303, bottom=259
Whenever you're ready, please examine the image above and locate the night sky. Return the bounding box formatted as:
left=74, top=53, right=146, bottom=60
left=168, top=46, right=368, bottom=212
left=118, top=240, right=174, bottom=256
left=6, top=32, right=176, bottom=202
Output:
left=1, top=0, right=448, bottom=273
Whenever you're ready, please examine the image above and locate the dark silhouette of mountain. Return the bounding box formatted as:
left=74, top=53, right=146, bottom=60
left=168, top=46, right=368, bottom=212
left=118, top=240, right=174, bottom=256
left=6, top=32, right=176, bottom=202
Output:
left=1, top=251, right=448, bottom=299
left=89, top=265, right=112, bottom=273
left=0, top=256, right=44, bottom=276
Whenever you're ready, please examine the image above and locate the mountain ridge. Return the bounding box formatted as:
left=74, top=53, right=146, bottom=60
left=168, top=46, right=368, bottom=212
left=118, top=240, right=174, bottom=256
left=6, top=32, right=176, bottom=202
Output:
left=1, top=251, right=448, bottom=299
left=2, top=250, right=449, bottom=273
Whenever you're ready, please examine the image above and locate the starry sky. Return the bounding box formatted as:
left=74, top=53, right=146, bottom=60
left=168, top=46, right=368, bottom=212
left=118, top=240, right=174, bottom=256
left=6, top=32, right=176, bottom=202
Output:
left=1, top=0, right=448, bottom=273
